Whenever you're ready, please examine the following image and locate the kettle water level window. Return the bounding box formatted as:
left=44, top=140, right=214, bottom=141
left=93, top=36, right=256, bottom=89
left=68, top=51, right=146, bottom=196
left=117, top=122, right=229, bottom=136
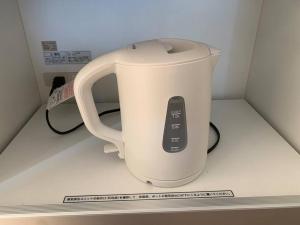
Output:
left=163, top=96, right=187, bottom=153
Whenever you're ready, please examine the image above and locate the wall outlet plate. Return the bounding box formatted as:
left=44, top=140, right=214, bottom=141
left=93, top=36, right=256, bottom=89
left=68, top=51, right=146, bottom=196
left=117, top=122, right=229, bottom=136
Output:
left=43, top=72, right=77, bottom=86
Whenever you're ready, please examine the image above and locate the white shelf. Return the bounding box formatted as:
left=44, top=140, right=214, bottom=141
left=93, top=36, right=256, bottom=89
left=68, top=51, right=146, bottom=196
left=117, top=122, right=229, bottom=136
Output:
left=0, top=100, right=300, bottom=218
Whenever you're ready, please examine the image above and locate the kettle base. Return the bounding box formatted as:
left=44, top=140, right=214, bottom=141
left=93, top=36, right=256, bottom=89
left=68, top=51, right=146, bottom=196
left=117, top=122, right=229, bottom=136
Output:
left=128, top=169, right=203, bottom=188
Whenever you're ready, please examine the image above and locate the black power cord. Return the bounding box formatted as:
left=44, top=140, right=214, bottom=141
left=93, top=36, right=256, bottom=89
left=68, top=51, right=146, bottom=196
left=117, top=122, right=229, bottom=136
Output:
left=45, top=108, right=120, bottom=135
left=208, top=122, right=220, bottom=153
left=46, top=77, right=220, bottom=153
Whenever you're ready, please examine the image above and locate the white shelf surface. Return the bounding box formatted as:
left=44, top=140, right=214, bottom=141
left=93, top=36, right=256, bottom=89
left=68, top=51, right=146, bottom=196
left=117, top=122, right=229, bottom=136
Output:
left=0, top=100, right=300, bottom=217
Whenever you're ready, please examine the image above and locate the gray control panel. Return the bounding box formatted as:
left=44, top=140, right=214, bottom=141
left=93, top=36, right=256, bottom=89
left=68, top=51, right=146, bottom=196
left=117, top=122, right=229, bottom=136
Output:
left=163, top=96, right=187, bottom=153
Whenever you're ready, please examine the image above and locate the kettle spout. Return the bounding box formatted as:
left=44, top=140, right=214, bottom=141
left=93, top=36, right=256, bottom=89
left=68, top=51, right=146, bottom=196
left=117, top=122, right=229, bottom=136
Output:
left=209, top=47, right=221, bottom=68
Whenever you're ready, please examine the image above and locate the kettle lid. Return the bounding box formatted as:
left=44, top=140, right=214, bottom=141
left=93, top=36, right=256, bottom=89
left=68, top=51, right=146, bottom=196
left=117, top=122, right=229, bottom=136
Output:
left=117, top=38, right=216, bottom=65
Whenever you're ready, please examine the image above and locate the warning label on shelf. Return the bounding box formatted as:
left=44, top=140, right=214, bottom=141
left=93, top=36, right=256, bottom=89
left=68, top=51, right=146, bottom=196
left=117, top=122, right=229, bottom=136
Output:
left=63, top=190, right=234, bottom=203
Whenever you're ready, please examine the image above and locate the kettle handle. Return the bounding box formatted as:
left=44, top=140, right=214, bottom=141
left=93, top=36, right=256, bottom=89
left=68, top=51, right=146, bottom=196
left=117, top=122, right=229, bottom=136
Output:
left=74, top=53, right=124, bottom=159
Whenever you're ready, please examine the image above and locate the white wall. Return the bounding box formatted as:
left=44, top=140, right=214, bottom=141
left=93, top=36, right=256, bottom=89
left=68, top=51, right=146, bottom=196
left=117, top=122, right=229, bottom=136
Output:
left=18, top=0, right=262, bottom=103
left=246, top=0, right=300, bottom=152
left=0, top=0, right=41, bottom=152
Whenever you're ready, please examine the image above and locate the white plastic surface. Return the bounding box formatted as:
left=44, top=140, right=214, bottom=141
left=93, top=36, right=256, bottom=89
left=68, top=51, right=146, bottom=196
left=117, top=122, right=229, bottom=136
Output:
left=74, top=39, right=220, bottom=187
left=74, top=53, right=124, bottom=158
left=0, top=100, right=299, bottom=210
left=115, top=39, right=213, bottom=65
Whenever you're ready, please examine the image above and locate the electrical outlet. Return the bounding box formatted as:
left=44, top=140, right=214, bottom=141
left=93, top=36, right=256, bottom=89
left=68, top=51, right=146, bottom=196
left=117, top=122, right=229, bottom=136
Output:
left=43, top=72, right=77, bottom=86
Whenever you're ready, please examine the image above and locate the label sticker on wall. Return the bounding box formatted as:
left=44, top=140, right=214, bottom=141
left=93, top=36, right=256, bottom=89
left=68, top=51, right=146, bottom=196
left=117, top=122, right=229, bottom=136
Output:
left=47, top=80, right=74, bottom=110
left=43, top=51, right=92, bottom=65
left=63, top=190, right=234, bottom=203
left=41, top=41, right=58, bottom=51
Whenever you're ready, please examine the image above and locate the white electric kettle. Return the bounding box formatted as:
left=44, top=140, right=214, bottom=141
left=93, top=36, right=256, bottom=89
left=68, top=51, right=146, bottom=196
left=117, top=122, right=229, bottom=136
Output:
left=74, top=39, right=220, bottom=187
